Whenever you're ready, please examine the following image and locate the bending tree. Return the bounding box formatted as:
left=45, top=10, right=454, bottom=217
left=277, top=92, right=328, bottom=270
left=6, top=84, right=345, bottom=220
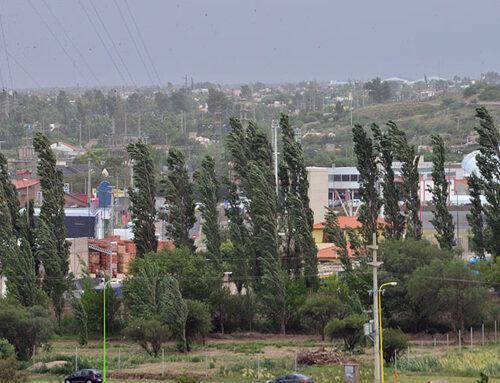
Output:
left=127, top=140, right=158, bottom=257
left=466, top=173, right=485, bottom=258
left=163, top=148, right=196, bottom=250
left=428, top=134, right=455, bottom=249
left=33, top=132, right=71, bottom=324
left=194, top=155, right=221, bottom=266
left=352, top=123, right=381, bottom=243
left=388, top=121, right=422, bottom=240
left=372, top=124, right=405, bottom=240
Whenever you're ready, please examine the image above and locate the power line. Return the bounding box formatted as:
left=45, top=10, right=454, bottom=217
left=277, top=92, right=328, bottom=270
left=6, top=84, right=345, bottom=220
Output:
left=112, top=0, right=155, bottom=87
left=78, top=0, right=128, bottom=86
left=6, top=52, right=41, bottom=88
left=26, top=0, right=90, bottom=85
left=0, top=15, right=13, bottom=90
left=88, top=0, right=137, bottom=88
left=123, top=0, right=162, bottom=87
left=39, top=0, right=102, bottom=87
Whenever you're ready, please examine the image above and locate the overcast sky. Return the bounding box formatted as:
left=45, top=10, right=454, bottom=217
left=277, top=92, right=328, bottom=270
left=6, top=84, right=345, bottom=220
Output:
left=0, top=0, right=498, bottom=88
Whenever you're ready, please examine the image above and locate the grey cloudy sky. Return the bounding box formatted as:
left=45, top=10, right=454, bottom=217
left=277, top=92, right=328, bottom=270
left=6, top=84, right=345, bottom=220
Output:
left=0, top=0, right=498, bottom=88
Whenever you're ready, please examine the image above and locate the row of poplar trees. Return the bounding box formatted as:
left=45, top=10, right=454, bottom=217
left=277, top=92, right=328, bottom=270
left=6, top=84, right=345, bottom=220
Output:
left=128, top=113, right=318, bottom=335
left=0, top=133, right=71, bottom=324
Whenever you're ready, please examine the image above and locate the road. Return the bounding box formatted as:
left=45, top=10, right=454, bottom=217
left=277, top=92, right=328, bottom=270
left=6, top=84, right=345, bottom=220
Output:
left=421, top=210, right=470, bottom=233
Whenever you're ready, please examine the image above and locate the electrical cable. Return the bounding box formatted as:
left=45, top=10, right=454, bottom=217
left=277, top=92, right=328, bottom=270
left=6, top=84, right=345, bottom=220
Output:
left=39, top=0, right=102, bottom=87
left=78, top=0, right=128, bottom=86
left=88, top=0, right=137, bottom=88
left=112, top=0, right=155, bottom=88
left=0, top=15, right=12, bottom=90
left=6, top=52, right=41, bottom=88
left=123, top=0, right=162, bottom=87
left=26, top=0, right=90, bottom=85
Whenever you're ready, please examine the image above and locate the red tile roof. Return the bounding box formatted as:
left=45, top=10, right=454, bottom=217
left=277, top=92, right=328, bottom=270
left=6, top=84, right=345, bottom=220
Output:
left=317, top=244, right=355, bottom=259
left=12, top=179, right=40, bottom=189
left=313, top=216, right=387, bottom=230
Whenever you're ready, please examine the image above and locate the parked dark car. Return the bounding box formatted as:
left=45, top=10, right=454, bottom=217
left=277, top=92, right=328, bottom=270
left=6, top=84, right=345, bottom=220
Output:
left=64, top=369, right=103, bottom=383
left=267, top=373, right=314, bottom=383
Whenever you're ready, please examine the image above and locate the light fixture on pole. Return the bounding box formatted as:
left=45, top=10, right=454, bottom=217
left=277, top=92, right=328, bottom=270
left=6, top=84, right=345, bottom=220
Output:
left=378, top=281, right=397, bottom=383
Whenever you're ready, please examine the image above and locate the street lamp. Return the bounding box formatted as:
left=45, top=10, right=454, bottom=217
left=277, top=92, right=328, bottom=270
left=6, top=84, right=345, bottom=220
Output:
left=378, top=281, right=397, bottom=383
left=103, top=279, right=117, bottom=383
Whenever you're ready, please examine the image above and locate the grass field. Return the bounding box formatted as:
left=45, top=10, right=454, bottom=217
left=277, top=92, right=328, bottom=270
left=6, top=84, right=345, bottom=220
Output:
left=25, top=335, right=500, bottom=382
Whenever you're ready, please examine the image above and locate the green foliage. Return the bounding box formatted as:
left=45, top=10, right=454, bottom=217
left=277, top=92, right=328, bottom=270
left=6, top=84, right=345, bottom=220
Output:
left=0, top=339, right=14, bottom=359
left=174, top=373, right=200, bottom=383
left=388, top=121, right=422, bottom=240
left=301, top=292, right=341, bottom=340
left=185, top=299, right=212, bottom=351
left=408, top=257, right=488, bottom=334
left=325, top=313, right=366, bottom=351
left=381, top=328, right=409, bottom=363
left=123, top=318, right=171, bottom=357
left=33, top=132, right=72, bottom=324
left=467, top=173, right=486, bottom=258
left=364, top=77, right=392, bottom=103
left=470, top=106, right=500, bottom=261
left=0, top=355, right=28, bottom=383
left=477, top=372, right=489, bottom=383
left=163, top=147, right=196, bottom=250
left=70, top=298, right=88, bottom=345
left=352, top=123, right=381, bottom=243
left=372, top=123, right=405, bottom=240
left=0, top=303, right=54, bottom=360
left=194, top=155, right=221, bottom=266
left=428, top=134, right=455, bottom=249
left=127, top=140, right=158, bottom=257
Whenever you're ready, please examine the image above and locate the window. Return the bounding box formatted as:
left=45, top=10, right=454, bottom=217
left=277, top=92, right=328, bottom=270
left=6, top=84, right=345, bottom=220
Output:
left=350, top=174, right=359, bottom=181
left=333, top=175, right=341, bottom=181
left=341, top=174, right=349, bottom=181
left=328, top=174, right=334, bottom=182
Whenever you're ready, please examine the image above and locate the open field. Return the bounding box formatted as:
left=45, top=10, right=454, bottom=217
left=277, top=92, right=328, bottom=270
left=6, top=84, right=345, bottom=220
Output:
left=25, top=334, right=500, bottom=382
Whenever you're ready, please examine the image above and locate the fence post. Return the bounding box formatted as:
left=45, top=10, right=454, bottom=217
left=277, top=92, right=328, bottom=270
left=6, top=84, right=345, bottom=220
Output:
left=433, top=337, right=436, bottom=356
left=482, top=323, right=485, bottom=346
left=446, top=334, right=449, bottom=358
left=421, top=341, right=423, bottom=360
left=205, top=351, right=208, bottom=379
left=459, top=330, right=461, bottom=354
left=258, top=354, right=260, bottom=381
left=162, top=349, right=164, bottom=377
left=407, top=346, right=410, bottom=363
left=496, top=320, right=498, bottom=343
left=118, top=348, right=121, bottom=372
left=470, top=327, right=473, bottom=352
left=76, top=347, right=78, bottom=371
left=33, top=345, right=36, bottom=369
left=394, top=349, right=397, bottom=372
left=295, top=351, right=297, bottom=373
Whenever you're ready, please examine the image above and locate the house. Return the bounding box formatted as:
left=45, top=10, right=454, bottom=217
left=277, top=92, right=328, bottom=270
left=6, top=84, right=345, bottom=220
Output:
left=12, top=179, right=42, bottom=206
left=50, top=142, right=82, bottom=158
left=312, top=216, right=387, bottom=244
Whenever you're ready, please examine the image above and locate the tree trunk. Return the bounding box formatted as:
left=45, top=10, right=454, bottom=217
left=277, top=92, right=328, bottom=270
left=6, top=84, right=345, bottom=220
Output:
left=219, top=304, right=224, bottom=334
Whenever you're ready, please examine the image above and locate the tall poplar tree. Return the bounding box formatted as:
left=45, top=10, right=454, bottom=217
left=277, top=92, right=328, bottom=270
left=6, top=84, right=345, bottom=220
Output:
left=372, top=124, right=405, bottom=240
left=194, top=155, right=221, bottom=266
left=428, top=134, right=455, bottom=250
left=33, top=132, right=71, bottom=324
left=279, top=113, right=318, bottom=288
left=469, top=106, right=500, bottom=260
left=466, top=173, right=485, bottom=258
left=352, top=123, right=381, bottom=243
left=127, top=140, right=158, bottom=257
left=0, top=153, right=20, bottom=236
left=163, top=147, right=196, bottom=250
left=388, top=121, right=422, bottom=240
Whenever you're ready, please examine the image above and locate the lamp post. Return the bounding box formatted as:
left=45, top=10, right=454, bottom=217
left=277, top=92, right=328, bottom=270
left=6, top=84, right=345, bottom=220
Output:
left=103, top=279, right=116, bottom=383
left=378, top=281, right=397, bottom=383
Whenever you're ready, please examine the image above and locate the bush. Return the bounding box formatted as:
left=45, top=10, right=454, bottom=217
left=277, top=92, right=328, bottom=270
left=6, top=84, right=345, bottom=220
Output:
left=58, top=314, right=80, bottom=336
left=0, top=339, right=28, bottom=383
left=175, top=373, right=200, bottom=383
left=0, top=303, right=54, bottom=360
left=382, top=328, right=409, bottom=363
left=0, top=339, right=14, bottom=359
left=124, top=318, right=171, bottom=357
left=325, top=313, right=365, bottom=351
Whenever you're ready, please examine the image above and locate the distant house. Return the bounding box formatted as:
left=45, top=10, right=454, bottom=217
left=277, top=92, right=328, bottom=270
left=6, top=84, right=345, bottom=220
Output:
left=12, top=179, right=42, bottom=206
left=50, top=142, right=82, bottom=158
left=312, top=216, right=387, bottom=243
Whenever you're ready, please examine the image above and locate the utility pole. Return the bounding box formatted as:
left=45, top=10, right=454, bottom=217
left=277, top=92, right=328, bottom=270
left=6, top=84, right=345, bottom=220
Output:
left=368, top=232, right=382, bottom=383
left=79, top=120, right=82, bottom=148
left=87, top=159, right=92, bottom=204
left=272, top=119, right=280, bottom=195
left=138, top=113, right=141, bottom=139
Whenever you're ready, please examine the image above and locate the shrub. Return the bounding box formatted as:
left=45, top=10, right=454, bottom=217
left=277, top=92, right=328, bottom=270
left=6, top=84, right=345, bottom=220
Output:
left=325, top=313, right=365, bottom=351
left=123, top=318, right=171, bottom=357
left=381, top=328, right=409, bottom=363
left=174, top=373, right=200, bottom=383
